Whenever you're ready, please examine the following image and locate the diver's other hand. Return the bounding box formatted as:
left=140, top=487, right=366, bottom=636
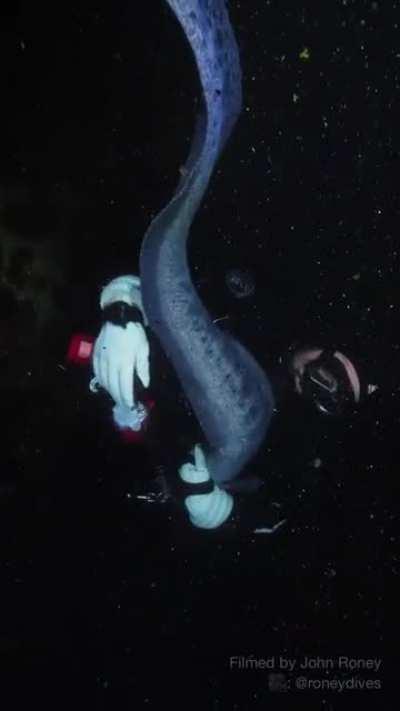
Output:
left=90, top=320, right=150, bottom=408
left=179, top=444, right=234, bottom=529
left=179, top=444, right=209, bottom=483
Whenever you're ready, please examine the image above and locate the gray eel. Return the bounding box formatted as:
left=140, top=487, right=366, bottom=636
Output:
left=139, top=0, right=274, bottom=490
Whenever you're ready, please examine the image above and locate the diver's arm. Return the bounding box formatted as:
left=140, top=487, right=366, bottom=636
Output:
left=90, top=275, right=150, bottom=429
left=99, top=274, right=148, bottom=326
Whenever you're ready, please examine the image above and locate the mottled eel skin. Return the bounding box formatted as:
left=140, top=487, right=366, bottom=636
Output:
left=140, top=0, right=274, bottom=489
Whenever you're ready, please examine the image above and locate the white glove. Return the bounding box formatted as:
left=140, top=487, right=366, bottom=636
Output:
left=90, top=320, right=150, bottom=409
left=89, top=275, right=150, bottom=413
left=179, top=444, right=234, bottom=529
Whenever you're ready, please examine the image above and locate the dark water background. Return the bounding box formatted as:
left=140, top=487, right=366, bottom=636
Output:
left=0, top=0, right=396, bottom=706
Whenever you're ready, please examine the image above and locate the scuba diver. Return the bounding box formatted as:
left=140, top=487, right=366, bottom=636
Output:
left=67, top=272, right=366, bottom=531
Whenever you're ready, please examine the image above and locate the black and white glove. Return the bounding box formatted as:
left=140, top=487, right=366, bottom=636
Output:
left=89, top=275, right=150, bottom=430
left=179, top=444, right=234, bottom=529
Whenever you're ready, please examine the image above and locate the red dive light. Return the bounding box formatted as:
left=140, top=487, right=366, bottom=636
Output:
left=66, top=333, right=95, bottom=365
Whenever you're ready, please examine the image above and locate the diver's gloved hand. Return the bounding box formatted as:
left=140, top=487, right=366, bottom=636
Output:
left=179, top=444, right=234, bottom=529
left=90, top=320, right=149, bottom=405
left=89, top=275, right=150, bottom=417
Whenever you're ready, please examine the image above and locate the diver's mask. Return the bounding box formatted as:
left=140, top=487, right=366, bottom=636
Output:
left=300, top=350, right=358, bottom=417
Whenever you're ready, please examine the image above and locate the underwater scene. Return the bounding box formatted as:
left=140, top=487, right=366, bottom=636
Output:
left=1, top=0, right=396, bottom=706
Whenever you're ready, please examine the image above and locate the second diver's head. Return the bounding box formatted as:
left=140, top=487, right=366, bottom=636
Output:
left=289, top=346, right=362, bottom=417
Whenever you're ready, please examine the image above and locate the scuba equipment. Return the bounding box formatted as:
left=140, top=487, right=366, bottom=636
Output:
left=300, top=349, right=361, bottom=417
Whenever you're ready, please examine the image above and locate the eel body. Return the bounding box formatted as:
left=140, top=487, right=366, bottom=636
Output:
left=140, top=0, right=274, bottom=487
